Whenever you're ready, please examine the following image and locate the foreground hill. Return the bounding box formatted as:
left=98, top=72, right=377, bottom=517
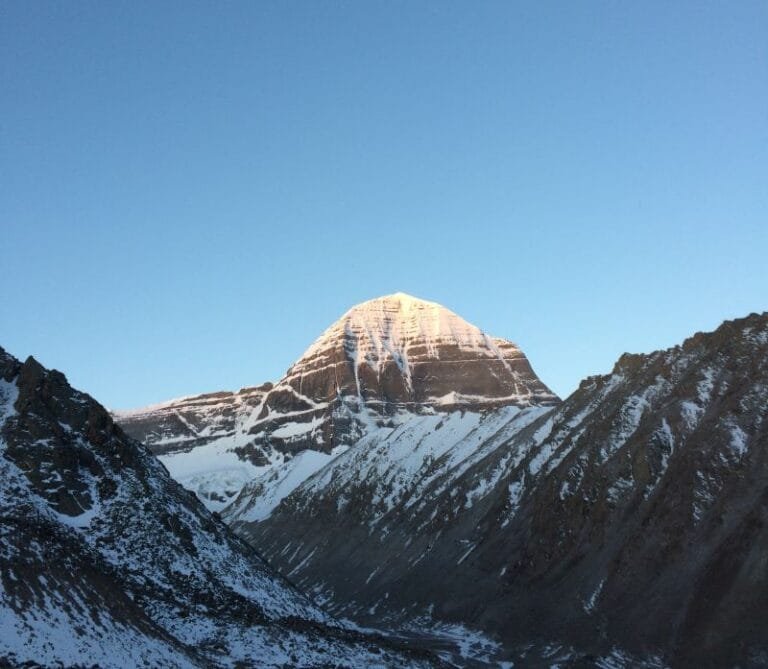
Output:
left=229, top=312, right=768, bottom=668
left=0, top=346, right=439, bottom=668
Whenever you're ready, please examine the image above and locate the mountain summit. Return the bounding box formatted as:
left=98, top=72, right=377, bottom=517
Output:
left=282, top=292, right=557, bottom=409
left=116, top=293, right=558, bottom=509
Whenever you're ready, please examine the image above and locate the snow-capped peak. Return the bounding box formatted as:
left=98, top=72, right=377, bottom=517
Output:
left=291, top=292, right=518, bottom=375
left=116, top=293, right=558, bottom=512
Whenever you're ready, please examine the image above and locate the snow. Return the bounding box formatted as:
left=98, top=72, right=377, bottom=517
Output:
left=501, top=480, right=524, bottom=526
left=744, top=323, right=768, bottom=346
left=270, top=416, right=324, bottom=439
left=158, top=435, right=280, bottom=512
left=460, top=407, right=550, bottom=508
left=284, top=293, right=538, bottom=402
left=528, top=373, right=669, bottom=485
left=288, top=547, right=318, bottom=576
left=729, top=424, right=748, bottom=457
left=697, top=367, right=716, bottom=404
left=456, top=542, right=476, bottom=565
left=224, top=446, right=349, bottom=522
left=413, top=406, right=547, bottom=510
left=583, top=578, right=605, bottom=613
left=657, top=418, right=674, bottom=468
left=111, top=393, right=204, bottom=418
left=594, top=648, right=668, bottom=669
left=55, top=501, right=100, bottom=528
left=430, top=391, right=542, bottom=407
left=299, top=292, right=500, bottom=362
left=292, top=410, right=491, bottom=525
left=229, top=403, right=563, bottom=556
left=0, top=377, right=19, bottom=425
left=599, top=394, right=647, bottom=461
left=680, top=400, right=704, bottom=430
left=112, top=385, right=281, bottom=510
left=393, top=619, right=505, bottom=667
left=226, top=404, right=559, bottom=547
left=0, top=381, right=195, bottom=667
left=0, top=594, right=193, bottom=669
left=606, top=476, right=634, bottom=503
left=692, top=470, right=720, bottom=524
left=526, top=375, right=625, bottom=477
left=528, top=441, right=556, bottom=475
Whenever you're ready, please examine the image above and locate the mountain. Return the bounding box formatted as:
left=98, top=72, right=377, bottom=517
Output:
left=116, top=292, right=558, bottom=510
left=227, top=312, right=768, bottom=668
left=113, top=386, right=275, bottom=511
left=0, top=346, right=441, bottom=668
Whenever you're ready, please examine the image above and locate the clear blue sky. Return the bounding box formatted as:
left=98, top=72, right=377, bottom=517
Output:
left=2, top=2, right=767, bottom=409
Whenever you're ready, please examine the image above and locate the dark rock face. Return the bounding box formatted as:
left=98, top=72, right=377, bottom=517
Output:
left=230, top=313, right=768, bottom=668
left=114, top=385, right=273, bottom=457
left=116, top=292, right=558, bottom=509
left=0, top=346, right=440, bottom=668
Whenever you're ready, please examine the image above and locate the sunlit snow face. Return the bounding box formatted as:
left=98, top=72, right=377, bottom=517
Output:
left=294, top=292, right=522, bottom=370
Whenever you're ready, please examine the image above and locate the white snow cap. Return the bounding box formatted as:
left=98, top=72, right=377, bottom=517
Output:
left=293, top=292, right=519, bottom=372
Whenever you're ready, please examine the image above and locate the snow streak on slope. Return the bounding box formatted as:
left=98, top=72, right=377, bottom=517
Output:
left=291, top=293, right=519, bottom=379
left=225, top=445, right=350, bottom=523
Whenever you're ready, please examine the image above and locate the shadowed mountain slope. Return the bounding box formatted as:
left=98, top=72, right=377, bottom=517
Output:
left=230, top=312, right=768, bottom=668
left=0, top=346, right=441, bottom=668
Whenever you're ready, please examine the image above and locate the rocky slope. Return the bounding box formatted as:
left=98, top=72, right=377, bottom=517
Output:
left=116, top=292, right=558, bottom=510
left=228, top=312, right=768, bottom=668
left=0, top=346, right=441, bottom=668
left=113, top=386, right=275, bottom=511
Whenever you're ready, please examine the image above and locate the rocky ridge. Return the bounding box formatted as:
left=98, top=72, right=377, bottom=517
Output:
left=229, top=312, right=768, bottom=668
left=0, top=346, right=441, bottom=668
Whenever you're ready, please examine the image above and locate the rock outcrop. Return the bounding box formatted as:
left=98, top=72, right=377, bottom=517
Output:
left=0, top=346, right=440, bottom=668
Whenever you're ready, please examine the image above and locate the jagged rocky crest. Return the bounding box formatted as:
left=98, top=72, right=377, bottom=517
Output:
left=0, top=347, right=441, bottom=668
left=116, top=293, right=558, bottom=509
left=228, top=312, right=768, bottom=668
